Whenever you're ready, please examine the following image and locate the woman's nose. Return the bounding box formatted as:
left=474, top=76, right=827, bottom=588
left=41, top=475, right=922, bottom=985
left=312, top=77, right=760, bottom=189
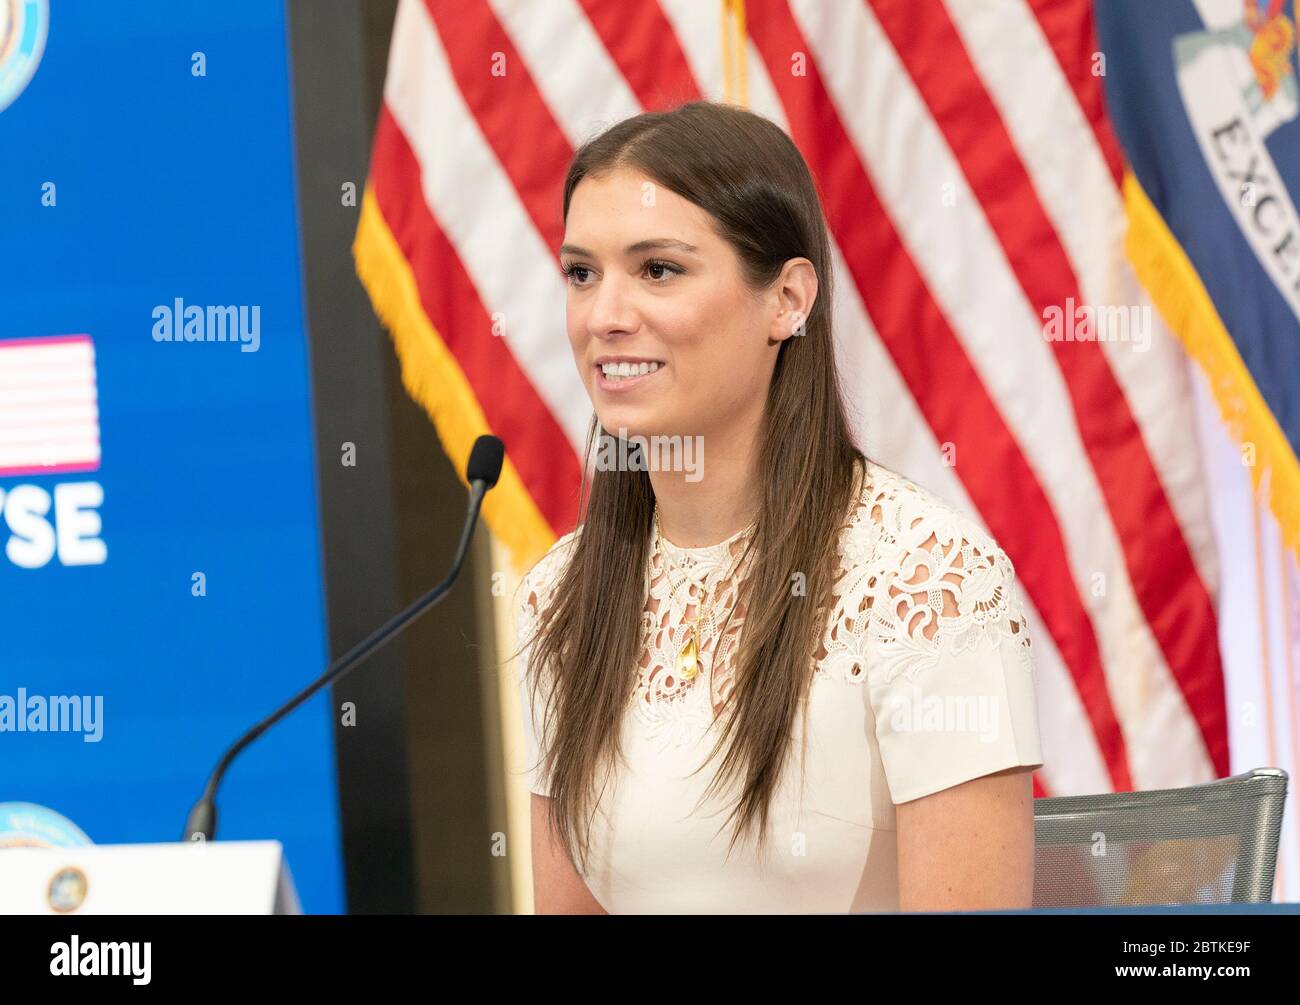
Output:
left=586, top=273, right=639, bottom=339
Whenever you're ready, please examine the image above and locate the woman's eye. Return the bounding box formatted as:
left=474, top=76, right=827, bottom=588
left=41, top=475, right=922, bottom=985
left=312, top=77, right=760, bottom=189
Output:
left=562, top=259, right=681, bottom=286
left=562, top=264, right=592, bottom=285
left=644, top=259, right=682, bottom=282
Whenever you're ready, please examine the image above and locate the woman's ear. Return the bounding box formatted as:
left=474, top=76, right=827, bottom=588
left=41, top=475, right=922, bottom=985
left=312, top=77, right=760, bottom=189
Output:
left=771, top=307, right=808, bottom=344
left=769, top=258, right=817, bottom=343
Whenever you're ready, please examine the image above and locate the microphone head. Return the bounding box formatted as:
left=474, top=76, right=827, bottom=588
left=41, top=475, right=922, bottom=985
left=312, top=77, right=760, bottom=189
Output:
left=467, top=435, right=505, bottom=488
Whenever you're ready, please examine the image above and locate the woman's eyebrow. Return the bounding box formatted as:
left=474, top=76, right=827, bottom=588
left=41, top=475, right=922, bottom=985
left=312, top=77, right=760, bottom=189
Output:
left=558, top=238, right=701, bottom=258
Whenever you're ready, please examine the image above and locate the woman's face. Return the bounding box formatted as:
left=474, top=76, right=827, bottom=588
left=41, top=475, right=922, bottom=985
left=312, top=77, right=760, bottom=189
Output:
left=560, top=167, right=792, bottom=442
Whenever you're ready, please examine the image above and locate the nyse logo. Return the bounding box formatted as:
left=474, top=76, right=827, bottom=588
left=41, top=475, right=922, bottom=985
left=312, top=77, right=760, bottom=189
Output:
left=1, top=482, right=105, bottom=567
left=0, top=335, right=107, bottom=568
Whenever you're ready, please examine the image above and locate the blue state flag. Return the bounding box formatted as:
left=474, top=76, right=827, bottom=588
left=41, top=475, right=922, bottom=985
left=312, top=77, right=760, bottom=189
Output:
left=1097, top=0, right=1300, bottom=559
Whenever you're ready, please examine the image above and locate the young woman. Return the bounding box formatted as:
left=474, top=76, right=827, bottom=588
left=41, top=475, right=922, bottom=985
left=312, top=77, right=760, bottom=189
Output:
left=515, top=100, right=1044, bottom=914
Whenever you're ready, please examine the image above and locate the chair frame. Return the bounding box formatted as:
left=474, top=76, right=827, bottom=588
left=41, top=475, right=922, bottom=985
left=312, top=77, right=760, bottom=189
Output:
left=1032, top=767, right=1288, bottom=904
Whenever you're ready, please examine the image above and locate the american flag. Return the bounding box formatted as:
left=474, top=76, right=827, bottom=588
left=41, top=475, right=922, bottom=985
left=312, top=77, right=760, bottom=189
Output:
left=354, top=0, right=1231, bottom=810
left=0, top=335, right=101, bottom=478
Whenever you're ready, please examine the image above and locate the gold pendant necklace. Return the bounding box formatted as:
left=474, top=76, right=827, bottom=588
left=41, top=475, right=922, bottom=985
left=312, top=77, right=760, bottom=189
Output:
left=654, top=509, right=748, bottom=684
left=658, top=543, right=706, bottom=682
left=677, top=624, right=701, bottom=681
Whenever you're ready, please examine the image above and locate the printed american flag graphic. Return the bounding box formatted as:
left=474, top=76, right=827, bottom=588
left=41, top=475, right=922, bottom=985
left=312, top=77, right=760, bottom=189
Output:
left=0, top=335, right=101, bottom=478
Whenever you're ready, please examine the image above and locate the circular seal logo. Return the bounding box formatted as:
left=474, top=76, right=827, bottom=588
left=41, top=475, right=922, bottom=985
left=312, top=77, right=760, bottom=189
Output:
left=47, top=866, right=88, bottom=913
left=0, top=802, right=93, bottom=849
left=0, top=0, right=49, bottom=114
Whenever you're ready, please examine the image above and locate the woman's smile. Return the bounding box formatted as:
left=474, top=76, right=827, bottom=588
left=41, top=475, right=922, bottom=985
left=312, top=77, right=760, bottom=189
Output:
left=594, top=357, right=666, bottom=392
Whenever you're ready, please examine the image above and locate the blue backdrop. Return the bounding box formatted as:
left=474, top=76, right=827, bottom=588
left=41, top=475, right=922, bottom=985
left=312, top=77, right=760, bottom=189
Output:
left=0, top=0, right=344, bottom=912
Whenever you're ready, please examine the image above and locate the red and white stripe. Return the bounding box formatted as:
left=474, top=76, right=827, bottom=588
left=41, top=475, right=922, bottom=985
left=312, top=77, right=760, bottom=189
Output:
left=0, top=335, right=101, bottom=477
left=371, top=0, right=1230, bottom=797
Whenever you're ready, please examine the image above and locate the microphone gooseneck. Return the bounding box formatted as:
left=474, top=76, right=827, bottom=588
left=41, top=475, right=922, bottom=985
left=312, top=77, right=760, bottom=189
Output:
left=182, top=435, right=505, bottom=842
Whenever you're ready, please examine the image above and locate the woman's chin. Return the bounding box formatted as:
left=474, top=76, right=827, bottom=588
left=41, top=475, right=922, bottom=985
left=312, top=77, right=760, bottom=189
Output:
left=595, top=409, right=659, bottom=439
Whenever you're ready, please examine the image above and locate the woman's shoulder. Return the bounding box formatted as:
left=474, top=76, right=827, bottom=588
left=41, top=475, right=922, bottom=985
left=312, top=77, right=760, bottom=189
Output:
left=836, top=461, right=1042, bottom=803
left=828, top=458, right=1034, bottom=683
left=840, top=458, right=1009, bottom=570
left=515, top=525, right=582, bottom=625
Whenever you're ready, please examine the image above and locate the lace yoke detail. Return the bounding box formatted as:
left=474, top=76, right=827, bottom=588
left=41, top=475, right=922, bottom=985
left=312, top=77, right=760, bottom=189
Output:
left=635, top=518, right=756, bottom=748
left=816, top=466, right=1034, bottom=691
left=518, top=461, right=1035, bottom=755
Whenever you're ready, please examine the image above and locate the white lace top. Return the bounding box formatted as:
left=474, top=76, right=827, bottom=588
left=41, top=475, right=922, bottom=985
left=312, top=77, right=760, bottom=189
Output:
left=514, top=458, right=1044, bottom=913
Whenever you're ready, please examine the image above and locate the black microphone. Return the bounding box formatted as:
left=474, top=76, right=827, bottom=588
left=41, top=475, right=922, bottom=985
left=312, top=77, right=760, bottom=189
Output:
left=182, top=434, right=505, bottom=842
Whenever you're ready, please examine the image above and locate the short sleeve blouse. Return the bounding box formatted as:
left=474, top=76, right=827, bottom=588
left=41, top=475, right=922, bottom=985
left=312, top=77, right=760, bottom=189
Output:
left=513, top=459, right=1044, bottom=912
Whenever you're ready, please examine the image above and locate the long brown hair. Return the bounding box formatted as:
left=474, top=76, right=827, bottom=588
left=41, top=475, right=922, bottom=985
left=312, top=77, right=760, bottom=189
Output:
left=520, top=100, right=865, bottom=873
